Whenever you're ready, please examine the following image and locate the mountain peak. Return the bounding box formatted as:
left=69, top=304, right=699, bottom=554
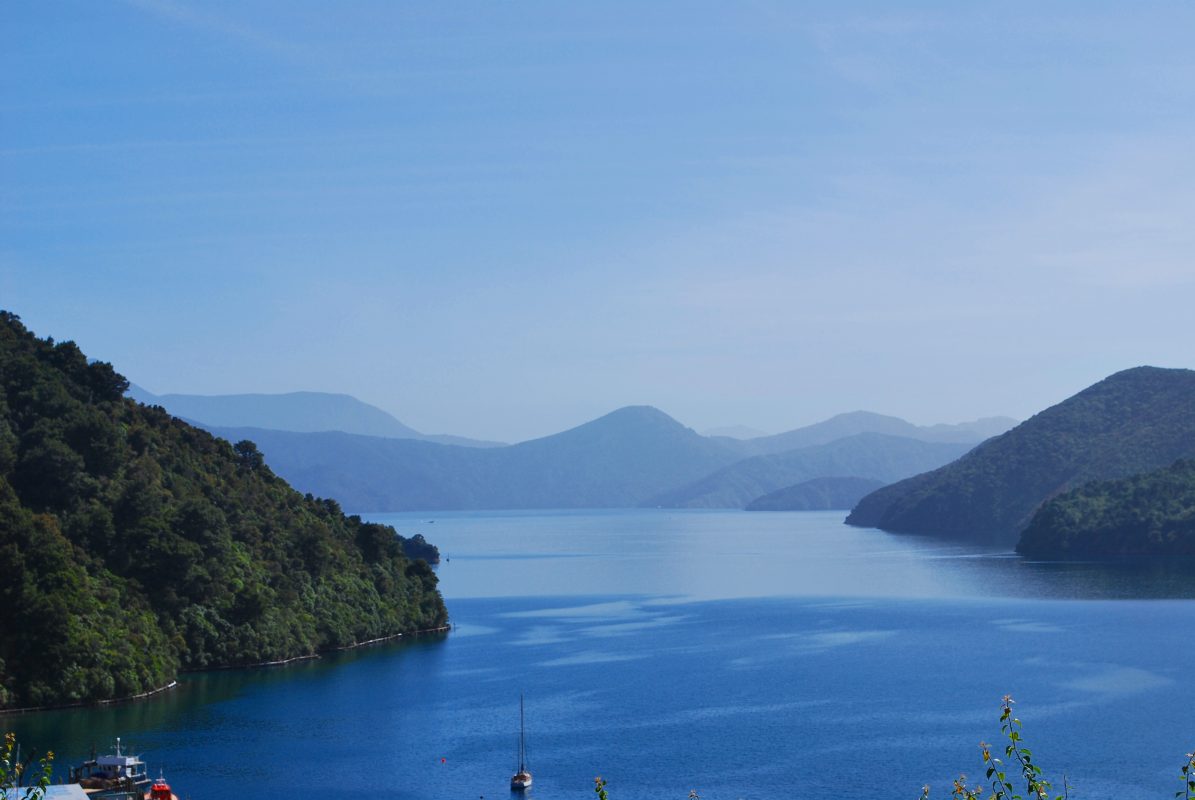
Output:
left=528, top=405, right=694, bottom=445
left=600, top=405, right=682, bottom=425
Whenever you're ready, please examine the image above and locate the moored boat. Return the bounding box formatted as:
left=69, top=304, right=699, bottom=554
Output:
left=145, top=772, right=178, bottom=800
left=510, top=694, right=532, bottom=791
left=68, top=738, right=151, bottom=799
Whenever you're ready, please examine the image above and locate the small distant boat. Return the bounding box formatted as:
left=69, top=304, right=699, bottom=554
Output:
left=510, top=694, right=532, bottom=791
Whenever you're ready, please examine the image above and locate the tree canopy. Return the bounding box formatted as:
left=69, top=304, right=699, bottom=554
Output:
left=1018, top=458, right=1195, bottom=558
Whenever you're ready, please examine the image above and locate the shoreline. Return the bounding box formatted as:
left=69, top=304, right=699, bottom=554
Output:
left=0, top=624, right=451, bottom=717
left=184, top=623, right=453, bottom=671
left=0, top=680, right=180, bottom=717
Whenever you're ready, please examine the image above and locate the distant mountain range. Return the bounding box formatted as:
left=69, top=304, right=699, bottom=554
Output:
left=846, top=367, right=1195, bottom=548
left=702, top=424, right=771, bottom=439
left=127, top=385, right=504, bottom=448
left=125, top=383, right=1012, bottom=513
left=174, top=401, right=1006, bottom=511
left=204, top=406, right=743, bottom=511
left=646, top=433, right=973, bottom=508
left=745, top=476, right=886, bottom=511
left=733, top=411, right=1017, bottom=456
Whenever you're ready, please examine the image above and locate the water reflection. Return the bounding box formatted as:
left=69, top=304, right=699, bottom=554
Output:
left=374, top=509, right=1195, bottom=601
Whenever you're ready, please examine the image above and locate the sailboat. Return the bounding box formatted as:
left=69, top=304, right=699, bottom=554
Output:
left=510, top=693, right=532, bottom=791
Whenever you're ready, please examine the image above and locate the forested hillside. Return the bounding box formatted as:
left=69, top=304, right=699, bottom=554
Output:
left=1017, top=459, right=1195, bottom=558
left=846, top=367, right=1195, bottom=545
left=0, top=312, right=446, bottom=709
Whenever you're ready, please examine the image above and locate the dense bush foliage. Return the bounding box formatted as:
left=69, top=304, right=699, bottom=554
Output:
left=0, top=312, right=447, bottom=709
left=1018, top=459, right=1195, bottom=558
left=847, top=367, right=1195, bottom=546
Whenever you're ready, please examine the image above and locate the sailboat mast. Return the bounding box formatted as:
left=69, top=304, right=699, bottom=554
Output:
left=510, top=692, right=532, bottom=790
left=518, top=693, right=526, bottom=771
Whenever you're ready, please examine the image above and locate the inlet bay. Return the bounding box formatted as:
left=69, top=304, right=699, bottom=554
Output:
left=11, top=511, right=1195, bottom=800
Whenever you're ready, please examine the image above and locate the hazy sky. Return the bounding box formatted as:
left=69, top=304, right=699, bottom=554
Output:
left=4, top=2, right=1194, bottom=442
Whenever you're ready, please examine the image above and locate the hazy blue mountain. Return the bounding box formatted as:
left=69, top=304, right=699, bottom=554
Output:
left=739, top=411, right=1016, bottom=456
left=129, top=385, right=503, bottom=447
left=701, top=424, right=771, bottom=439
left=203, top=406, right=744, bottom=511
left=645, top=434, right=974, bottom=509
left=846, top=367, right=1195, bottom=546
left=181, top=400, right=1014, bottom=513
left=745, top=476, right=887, bottom=511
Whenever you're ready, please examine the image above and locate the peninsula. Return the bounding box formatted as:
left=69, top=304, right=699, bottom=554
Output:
left=0, top=312, right=447, bottom=710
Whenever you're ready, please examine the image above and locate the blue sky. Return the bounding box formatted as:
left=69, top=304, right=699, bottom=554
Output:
left=4, top=1, right=1194, bottom=442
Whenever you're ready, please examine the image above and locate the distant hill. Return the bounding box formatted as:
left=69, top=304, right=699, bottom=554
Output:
left=740, top=411, right=1016, bottom=456
left=645, top=434, right=974, bottom=509
left=204, top=406, right=745, bottom=511
left=205, top=408, right=1004, bottom=512
left=702, top=424, right=770, bottom=439
left=0, top=312, right=446, bottom=709
left=1017, top=459, right=1195, bottom=559
left=846, top=367, right=1195, bottom=546
left=745, top=476, right=886, bottom=511
left=128, top=385, right=503, bottom=448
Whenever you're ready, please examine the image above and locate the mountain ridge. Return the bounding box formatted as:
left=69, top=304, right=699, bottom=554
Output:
left=128, top=385, right=504, bottom=448
left=202, top=404, right=745, bottom=511
left=738, top=410, right=1016, bottom=455
left=745, top=476, right=887, bottom=511
left=846, top=366, right=1195, bottom=546
left=646, top=433, right=975, bottom=509
left=196, top=404, right=1010, bottom=512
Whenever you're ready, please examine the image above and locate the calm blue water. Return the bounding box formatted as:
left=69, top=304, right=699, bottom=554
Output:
left=7, top=510, right=1195, bottom=799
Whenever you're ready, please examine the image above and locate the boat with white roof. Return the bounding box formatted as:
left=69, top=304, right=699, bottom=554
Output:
left=67, top=739, right=151, bottom=798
